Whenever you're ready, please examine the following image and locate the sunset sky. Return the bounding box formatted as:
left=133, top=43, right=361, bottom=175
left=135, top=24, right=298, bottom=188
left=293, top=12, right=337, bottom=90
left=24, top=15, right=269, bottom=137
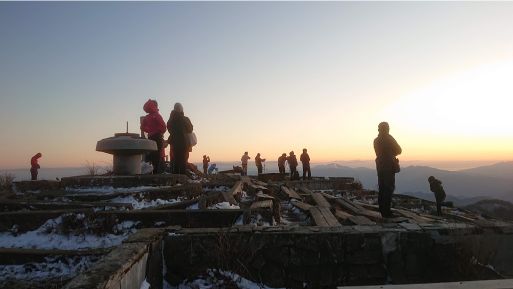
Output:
left=1, top=2, right=513, bottom=170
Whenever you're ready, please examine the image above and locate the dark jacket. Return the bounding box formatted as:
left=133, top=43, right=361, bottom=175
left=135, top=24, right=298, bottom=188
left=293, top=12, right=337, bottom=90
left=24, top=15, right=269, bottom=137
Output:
left=255, top=155, right=265, bottom=167
left=278, top=155, right=287, bottom=166
left=300, top=153, right=310, bottom=165
left=374, top=133, right=401, bottom=172
left=429, top=178, right=446, bottom=202
left=287, top=155, right=298, bottom=168
left=167, top=111, right=193, bottom=149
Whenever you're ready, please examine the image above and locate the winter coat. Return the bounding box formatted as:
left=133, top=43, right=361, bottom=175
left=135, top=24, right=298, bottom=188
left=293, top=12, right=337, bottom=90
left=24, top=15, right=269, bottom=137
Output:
left=374, top=133, right=402, bottom=172
left=167, top=110, right=193, bottom=150
left=300, top=153, right=310, bottom=165
left=141, top=100, right=166, bottom=138
left=241, top=154, right=251, bottom=165
left=278, top=155, right=287, bottom=166
left=255, top=155, right=265, bottom=167
left=31, top=153, right=41, bottom=169
left=429, top=178, right=446, bottom=203
left=287, top=155, right=298, bottom=168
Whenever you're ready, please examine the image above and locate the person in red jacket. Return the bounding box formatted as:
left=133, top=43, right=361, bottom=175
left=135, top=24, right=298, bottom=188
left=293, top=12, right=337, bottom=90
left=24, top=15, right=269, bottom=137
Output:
left=141, top=99, right=167, bottom=174
left=30, top=153, right=42, bottom=180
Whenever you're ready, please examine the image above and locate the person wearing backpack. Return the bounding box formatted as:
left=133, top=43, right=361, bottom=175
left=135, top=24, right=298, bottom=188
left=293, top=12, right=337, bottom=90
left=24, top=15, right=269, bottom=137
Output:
left=167, top=102, right=193, bottom=174
left=287, top=151, right=298, bottom=179
left=428, top=176, right=446, bottom=216
left=374, top=122, right=402, bottom=218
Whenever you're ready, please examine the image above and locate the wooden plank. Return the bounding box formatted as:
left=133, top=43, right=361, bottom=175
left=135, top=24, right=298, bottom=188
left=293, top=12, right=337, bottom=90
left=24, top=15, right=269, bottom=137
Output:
left=299, top=187, right=314, bottom=195
left=393, top=208, right=435, bottom=223
left=250, top=200, right=273, bottom=210
left=319, top=192, right=338, bottom=200
left=256, top=192, right=275, bottom=200
left=223, top=181, right=242, bottom=205
left=309, top=206, right=341, bottom=227
left=281, top=186, right=302, bottom=200
left=309, top=206, right=329, bottom=226
left=334, top=209, right=353, bottom=220
left=335, top=198, right=362, bottom=215
left=290, top=199, right=313, bottom=212
left=335, top=198, right=382, bottom=221
left=319, top=206, right=341, bottom=227
left=334, top=209, right=375, bottom=225
left=312, top=192, right=331, bottom=208
left=252, top=180, right=269, bottom=187
left=348, top=215, right=376, bottom=225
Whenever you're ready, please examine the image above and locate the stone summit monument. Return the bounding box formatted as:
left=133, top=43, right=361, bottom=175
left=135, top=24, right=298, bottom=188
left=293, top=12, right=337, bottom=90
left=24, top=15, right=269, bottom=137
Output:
left=96, top=133, right=157, bottom=175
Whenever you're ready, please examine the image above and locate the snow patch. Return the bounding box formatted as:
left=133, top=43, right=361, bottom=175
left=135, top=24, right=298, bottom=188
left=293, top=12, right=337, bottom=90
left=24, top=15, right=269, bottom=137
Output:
left=0, top=216, right=138, bottom=250
left=140, top=279, right=151, bottom=289
left=0, top=256, right=99, bottom=281
left=109, top=195, right=179, bottom=209
left=208, top=202, right=240, bottom=210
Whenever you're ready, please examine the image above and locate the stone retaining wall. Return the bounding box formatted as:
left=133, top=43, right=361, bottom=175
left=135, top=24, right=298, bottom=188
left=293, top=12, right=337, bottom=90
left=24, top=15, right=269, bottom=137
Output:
left=164, top=224, right=513, bottom=288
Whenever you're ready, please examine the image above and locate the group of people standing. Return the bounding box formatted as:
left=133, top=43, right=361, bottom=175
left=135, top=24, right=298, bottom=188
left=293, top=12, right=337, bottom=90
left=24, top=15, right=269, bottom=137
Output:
left=241, top=148, right=311, bottom=180
left=140, top=99, right=194, bottom=175
left=278, top=149, right=312, bottom=180
left=27, top=115, right=447, bottom=218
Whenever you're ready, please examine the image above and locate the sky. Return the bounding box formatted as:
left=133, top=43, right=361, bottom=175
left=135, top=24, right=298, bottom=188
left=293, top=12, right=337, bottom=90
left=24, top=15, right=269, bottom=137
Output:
left=1, top=2, right=513, bottom=170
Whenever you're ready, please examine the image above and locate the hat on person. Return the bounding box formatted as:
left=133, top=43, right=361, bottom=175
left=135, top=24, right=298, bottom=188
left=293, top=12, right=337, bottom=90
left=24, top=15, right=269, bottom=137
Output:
left=174, top=102, right=184, bottom=113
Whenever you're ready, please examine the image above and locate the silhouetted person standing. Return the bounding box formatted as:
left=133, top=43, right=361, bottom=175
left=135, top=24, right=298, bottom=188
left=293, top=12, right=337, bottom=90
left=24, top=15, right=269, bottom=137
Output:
left=141, top=99, right=167, bottom=174
left=167, top=103, right=193, bottom=175
left=30, top=153, right=42, bottom=180
left=287, top=151, right=298, bottom=179
left=241, top=152, right=251, bottom=176
left=255, top=153, right=266, bottom=175
left=428, top=176, right=446, bottom=216
left=374, top=122, right=402, bottom=218
left=278, top=153, right=287, bottom=174
left=300, top=148, right=311, bottom=180
left=202, top=155, right=210, bottom=175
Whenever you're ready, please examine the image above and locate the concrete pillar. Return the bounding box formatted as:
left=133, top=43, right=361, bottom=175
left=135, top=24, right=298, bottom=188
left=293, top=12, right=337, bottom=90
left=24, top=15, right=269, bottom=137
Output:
left=113, top=154, right=143, bottom=175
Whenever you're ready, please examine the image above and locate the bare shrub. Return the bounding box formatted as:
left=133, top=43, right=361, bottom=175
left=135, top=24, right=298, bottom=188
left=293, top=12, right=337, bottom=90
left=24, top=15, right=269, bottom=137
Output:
left=84, top=161, right=99, bottom=176
left=0, top=173, right=15, bottom=191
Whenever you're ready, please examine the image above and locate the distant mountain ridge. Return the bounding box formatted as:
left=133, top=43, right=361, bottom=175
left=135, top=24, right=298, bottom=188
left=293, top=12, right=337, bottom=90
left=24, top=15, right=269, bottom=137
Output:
left=312, top=162, right=513, bottom=205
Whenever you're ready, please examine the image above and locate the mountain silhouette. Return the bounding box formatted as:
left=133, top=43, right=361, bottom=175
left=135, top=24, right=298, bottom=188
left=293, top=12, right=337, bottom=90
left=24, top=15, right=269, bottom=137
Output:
left=312, top=163, right=513, bottom=205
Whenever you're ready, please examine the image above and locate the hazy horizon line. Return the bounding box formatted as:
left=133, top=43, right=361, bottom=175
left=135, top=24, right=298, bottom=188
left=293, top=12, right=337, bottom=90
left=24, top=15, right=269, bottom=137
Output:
left=2, top=159, right=511, bottom=172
